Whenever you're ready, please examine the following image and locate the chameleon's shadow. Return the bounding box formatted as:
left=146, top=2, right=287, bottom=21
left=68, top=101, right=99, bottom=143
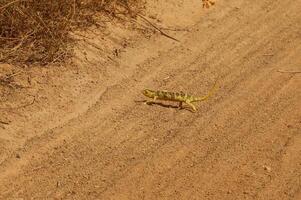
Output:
left=136, top=100, right=193, bottom=112
left=147, top=102, right=179, bottom=109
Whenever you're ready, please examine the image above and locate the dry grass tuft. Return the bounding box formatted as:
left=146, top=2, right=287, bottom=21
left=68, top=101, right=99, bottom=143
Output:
left=0, top=0, right=144, bottom=66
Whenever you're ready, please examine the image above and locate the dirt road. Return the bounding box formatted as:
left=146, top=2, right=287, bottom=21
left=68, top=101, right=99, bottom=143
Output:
left=0, top=0, right=300, bottom=199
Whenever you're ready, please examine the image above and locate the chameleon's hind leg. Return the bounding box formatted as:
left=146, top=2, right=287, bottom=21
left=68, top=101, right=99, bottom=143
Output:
left=145, top=96, right=158, bottom=105
left=178, top=102, right=183, bottom=109
left=185, top=101, right=197, bottom=112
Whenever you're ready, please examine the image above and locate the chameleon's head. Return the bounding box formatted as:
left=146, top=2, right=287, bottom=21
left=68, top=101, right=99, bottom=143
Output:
left=142, top=89, right=155, bottom=98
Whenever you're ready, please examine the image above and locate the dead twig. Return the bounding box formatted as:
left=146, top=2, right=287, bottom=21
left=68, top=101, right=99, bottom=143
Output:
left=0, top=71, right=23, bottom=81
left=7, top=71, right=24, bottom=78
left=137, top=14, right=180, bottom=42
left=159, top=27, right=189, bottom=32
left=0, top=0, right=25, bottom=11
left=0, top=71, right=25, bottom=88
left=277, top=70, right=301, bottom=74
left=118, top=1, right=180, bottom=42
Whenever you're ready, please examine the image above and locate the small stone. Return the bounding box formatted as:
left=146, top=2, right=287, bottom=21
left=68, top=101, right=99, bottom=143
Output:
left=263, top=165, right=272, bottom=172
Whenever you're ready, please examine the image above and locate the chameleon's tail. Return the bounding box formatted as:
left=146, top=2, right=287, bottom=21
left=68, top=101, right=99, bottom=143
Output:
left=193, top=79, right=218, bottom=102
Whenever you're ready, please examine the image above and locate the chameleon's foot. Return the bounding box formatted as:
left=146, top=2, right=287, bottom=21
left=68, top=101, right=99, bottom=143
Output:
left=145, top=101, right=154, bottom=105
left=178, top=102, right=183, bottom=110
left=186, top=101, right=197, bottom=112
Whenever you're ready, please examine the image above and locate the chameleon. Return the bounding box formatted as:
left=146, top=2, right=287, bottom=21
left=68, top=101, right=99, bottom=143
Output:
left=142, top=80, right=218, bottom=112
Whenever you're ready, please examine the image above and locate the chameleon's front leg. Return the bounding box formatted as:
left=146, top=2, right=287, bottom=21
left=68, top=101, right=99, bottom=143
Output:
left=145, top=96, right=158, bottom=105
left=186, top=101, right=197, bottom=112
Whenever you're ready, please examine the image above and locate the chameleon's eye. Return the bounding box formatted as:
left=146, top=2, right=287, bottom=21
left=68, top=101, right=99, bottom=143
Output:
left=142, top=89, right=153, bottom=96
left=142, top=89, right=148, bottom=95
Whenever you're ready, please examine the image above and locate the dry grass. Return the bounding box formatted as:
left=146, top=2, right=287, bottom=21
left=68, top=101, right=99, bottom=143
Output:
left=0, top=0, right=144, bottom=66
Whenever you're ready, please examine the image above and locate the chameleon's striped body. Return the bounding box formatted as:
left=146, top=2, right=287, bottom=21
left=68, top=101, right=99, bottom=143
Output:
left=142, top=81, right=217, bottom=112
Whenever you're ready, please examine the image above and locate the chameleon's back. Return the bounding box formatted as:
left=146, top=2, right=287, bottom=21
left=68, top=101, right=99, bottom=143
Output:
left=143, top=89, right=195, bottom=102
left=156, top=90, right=179, bottom=101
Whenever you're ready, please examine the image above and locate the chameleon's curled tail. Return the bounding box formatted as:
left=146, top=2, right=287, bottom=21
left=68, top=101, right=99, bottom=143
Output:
left=193, top=79, right=218, bottom=102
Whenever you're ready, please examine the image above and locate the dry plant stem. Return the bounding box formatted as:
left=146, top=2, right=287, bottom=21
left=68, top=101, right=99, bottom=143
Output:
left=4, top=71, right=23, bottom=80
left=1, top=0, right=143, bottom=65
left=160, top=27, right=189, bottom=32
left=0, top=0, right=24, bottom=11
left=0, top=71, right=23, bottom=87
left=116, top=0, right=180, bottom=41
left=277, top=70, right=301, bottom=73
left=8, top=71, right=23, bottom=78
left=137, top=14, right=180, bottom=42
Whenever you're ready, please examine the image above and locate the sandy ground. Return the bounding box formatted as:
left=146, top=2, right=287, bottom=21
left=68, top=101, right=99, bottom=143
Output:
left=0, top=0, right=301, bottom=199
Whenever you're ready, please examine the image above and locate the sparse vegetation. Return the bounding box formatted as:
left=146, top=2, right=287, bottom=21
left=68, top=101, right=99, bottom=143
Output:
left=0, top=0, right=144, bottom=66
